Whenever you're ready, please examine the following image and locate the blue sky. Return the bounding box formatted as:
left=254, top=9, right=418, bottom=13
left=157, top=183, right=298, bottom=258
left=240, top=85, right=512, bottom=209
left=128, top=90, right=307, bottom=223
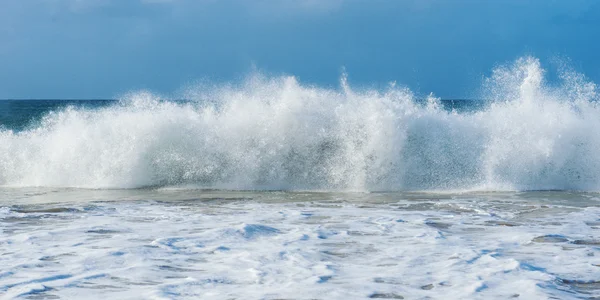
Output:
left=1, top=0, right=599, bottom=99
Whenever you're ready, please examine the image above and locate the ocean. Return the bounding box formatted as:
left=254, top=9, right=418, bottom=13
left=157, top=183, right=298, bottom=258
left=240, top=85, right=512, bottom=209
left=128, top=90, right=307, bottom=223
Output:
left=1, top=58, right=599, bottom=299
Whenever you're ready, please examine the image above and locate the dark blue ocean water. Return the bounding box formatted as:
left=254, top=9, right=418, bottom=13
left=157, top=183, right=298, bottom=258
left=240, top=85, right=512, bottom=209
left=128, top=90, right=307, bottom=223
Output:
left=0, top=100, right=116, bottom=131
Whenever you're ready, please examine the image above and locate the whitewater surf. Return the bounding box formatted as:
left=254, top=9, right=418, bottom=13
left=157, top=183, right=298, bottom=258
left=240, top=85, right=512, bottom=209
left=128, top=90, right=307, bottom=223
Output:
left=1, top=57, right=600, bottom=192
left=1, top=57, right=599, bottom=299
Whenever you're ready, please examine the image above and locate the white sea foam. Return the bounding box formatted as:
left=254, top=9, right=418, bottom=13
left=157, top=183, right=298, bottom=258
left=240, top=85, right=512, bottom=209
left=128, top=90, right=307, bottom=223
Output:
left=1, top=57, right=599, bottom=191
left=0, top=191, right=598, bottom=299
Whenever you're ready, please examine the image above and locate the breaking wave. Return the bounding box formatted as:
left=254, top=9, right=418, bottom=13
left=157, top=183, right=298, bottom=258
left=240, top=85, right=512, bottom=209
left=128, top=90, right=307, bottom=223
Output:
left=1, top=57, right=599, bottom=191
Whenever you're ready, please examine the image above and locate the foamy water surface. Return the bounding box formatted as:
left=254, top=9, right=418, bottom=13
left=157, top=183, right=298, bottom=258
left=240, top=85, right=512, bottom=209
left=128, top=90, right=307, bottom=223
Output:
left=1, top=189, right=599, bottom=299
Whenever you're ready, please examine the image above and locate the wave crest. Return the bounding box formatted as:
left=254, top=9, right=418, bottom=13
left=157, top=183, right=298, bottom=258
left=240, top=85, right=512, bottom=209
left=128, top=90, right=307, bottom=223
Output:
left=1, top=57, right=599, bottom=191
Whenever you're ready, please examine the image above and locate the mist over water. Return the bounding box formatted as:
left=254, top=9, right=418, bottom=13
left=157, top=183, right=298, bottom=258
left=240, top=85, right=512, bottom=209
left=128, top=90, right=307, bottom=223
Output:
left=1, top=57, right=599, bottom=191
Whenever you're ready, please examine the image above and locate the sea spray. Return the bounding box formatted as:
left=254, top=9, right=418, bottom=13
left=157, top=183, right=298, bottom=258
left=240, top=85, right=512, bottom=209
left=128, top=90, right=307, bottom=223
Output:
left=1, top=57, right=599, bottom=191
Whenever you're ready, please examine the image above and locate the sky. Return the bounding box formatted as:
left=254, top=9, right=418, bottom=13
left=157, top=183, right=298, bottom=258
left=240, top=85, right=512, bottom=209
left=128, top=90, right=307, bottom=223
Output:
left=1, top=0, right=599, bottom=99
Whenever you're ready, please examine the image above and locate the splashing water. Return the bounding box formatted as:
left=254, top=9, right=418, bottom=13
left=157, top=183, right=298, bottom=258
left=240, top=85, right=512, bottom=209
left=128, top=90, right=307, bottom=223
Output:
left=1, top=57, right=599, bottom=191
